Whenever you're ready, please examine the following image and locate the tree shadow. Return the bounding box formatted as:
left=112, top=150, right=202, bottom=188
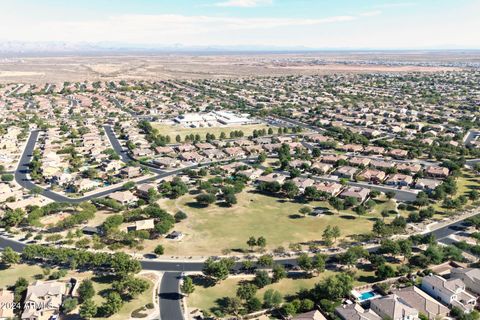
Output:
left=340, top=215, right=356, bottom=220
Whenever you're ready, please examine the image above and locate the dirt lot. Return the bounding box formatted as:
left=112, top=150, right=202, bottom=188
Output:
left=0, top=52, right=469, bottom=84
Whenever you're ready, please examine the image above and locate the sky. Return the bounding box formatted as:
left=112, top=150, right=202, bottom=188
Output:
left=0, top=0, right=479, bottom=49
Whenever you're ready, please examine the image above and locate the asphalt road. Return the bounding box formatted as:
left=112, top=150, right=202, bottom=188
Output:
left=14, top=130, right=163, bottom=204
left=159, top=272, right=184, bottom=320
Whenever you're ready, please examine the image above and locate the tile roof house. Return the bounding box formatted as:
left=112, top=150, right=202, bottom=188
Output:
left=339, top=187, right=370, bottom=202
left=358, top=169, right=386, bottom=184
left=314, top=181, right=343, bottom=196
left=349, top=157, right=371, bottom=167
left=293, top=310, right=328, bottom=320
left=108, top=190, right=138, bottom=205
left=391, top=286, right=449, bottom=320
left=450, top=268, right=480, bottom=295
left=291, top=177, right=315, bottom=191
left=334, top=166, right=358, bottom=179
left=421, top=274, right=476, bottom=313
left=21, top=280, right=67, bottom=320
left=370, top=294, right=419, bottom=320
left=311, top=162, right=333, bottom=174
left=127, top=218, right=155, bottom=232
left=425, top=166, right=449, bottom=179
left=335, top=303, right=381, bottom=320
left=396, top=163, right=422, bottom=174
left=385, top=173, right=414, bottom=187
left=256, top=173, right=288, bottom=184
left=415, top=178, right=443, bottom=191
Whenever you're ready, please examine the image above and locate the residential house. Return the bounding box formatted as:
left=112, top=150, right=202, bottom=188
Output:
left=256, top=173, right=288, bottom=184
left=121, top=166, right=142, bottom=179
left=21, top=280, right=67, bottom=320
left=397, top=163, right=422, bottom=174
left=179, top=151, right=204, bottom=163
left=357, top=169, right=386, bottom=184
left=202, top=149, right=226, bottom=160
left=450, top=268, right=480, bottom=295
left=370, top=294, right=419, bottom=320
left=293, top=310, right=328, bottom=320
left=421, top=274, right=476, bottom=313
left=311, top=162, right=333, bottom=174
left=314, top=182, right=343, bottom=196
left=364, top=146, right=385, bottom=155
left=339, top=187, right=370, bottom=202
left=136, top=183, right=158, bottom=198
left=224, top=147, right=246, bottom=158
left=335, top=303, right=381, bottom=320
left=391, top=286, right=449, bottom=320
left=291, top=177, right=315, bottom=191
left=389, top=149, right=409, bottom=159
left=153, top=157, right=180, bottom=168
left=349, top=157, right=371, bottom=167
left=334, top=166, right=358, bottom=179
left=370, top=160, right=395, bottom=170
left=415, top=178, right=442, bottom=191
left=425, top=166, right=450, bottom=179
left=108, top=191, right=138, bottom=205
left=385, top=173, right=414, bottom=187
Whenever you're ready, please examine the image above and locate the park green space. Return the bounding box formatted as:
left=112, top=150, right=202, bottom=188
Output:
left=154, top=187, right=394, bottom=256
left=150, top=123, right=272, bottom=141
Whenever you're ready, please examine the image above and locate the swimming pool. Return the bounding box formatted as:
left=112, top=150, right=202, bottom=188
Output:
left=358, top=291, right=376, bottom=301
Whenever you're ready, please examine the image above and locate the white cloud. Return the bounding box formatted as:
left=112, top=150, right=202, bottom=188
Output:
left=0, top=13, right=357, bottom=44
left=374, top=2, right=416, bottom=9
left=214, top=0, right=273, bottom=7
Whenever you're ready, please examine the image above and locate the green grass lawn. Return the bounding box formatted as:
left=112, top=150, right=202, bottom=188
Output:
left=91, top=274, right=154, bottom=320
left=150, top=123, right=272, bottom=141
left=188, top=269, right=376, bottom=313
left=153, top=188, right=382, bottom=256
left=0, top=264, right=44, bottom=288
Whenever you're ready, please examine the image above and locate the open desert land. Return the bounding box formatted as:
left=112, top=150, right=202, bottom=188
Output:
left=0, top=52, right=473, bottom=84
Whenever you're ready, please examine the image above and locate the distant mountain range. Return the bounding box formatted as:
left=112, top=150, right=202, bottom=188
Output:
left=0, top=41, right=478, bottom=55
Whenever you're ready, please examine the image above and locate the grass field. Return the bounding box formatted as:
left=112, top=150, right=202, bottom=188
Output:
left=150, top=123, right=272, bottom=141
left=0, top=264, right=44, bottom=288
left=188, top=269, right=376, bottom=313
left=149, top=187, right=385, bottom=256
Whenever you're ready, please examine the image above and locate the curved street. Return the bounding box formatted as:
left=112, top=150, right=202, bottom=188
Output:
left=5, top=127, right=479, bottom=320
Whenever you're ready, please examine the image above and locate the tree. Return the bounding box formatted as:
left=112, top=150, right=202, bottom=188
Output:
left=202, top=257, right=234, bottom=283
left=297, top=253, right=313, bottom=274
left=282, top=181, right=299, bottom=199
left=236, top=283, right=257, bottom=301
left=263, top=289, right=282, bottom=308
left=224, top=193, right=237, bottom=206
left=147, top=188, right=160, bottom=204
left=385, top=191, right=396, bottom=199
left=328, top=197, right=344, bottom=213
left=181, top=276, right=195, bottom=296
left=322, top=225, right=334, bottom=246
left=299, top=206, right=312, bottom=216
left=272, top=264, right=287, bottom=282
left=331, top=226, right=341, bottom=243
left=195, top=193, right=216, bottom=206
left=257, top=236, right=267, bottom=249
left=79, top=299, right=97, bottom=319
left=174, top=211, right=187, bottom=222
left=62, top=297, right=78, bottom=314
left=154, top=245, right=165, bottom=255
left=101, top=291, right=123, bottom=316
left=376, top=264, right=396, bottom=280
left=312, top=253, right=326, bottom=275
left=257, top=254, right=273, bottom=267
left=223, top=297, right=242, bottom=316
left=1, top=247, right=20, bottom=266
left=78, top=279, right=95, bottom=302
left=247, top=236, right=257, bottom=250
left=122, top=181, right=135, bottom=190
left=1, top=174, right=13, bottom=182
left=246, top=297, right=262, bottom=312
left=254, top=270, right=271, bottom=288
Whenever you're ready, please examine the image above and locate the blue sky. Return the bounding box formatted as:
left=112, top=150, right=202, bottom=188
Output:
left=0, top=0, right=479, bottom=49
